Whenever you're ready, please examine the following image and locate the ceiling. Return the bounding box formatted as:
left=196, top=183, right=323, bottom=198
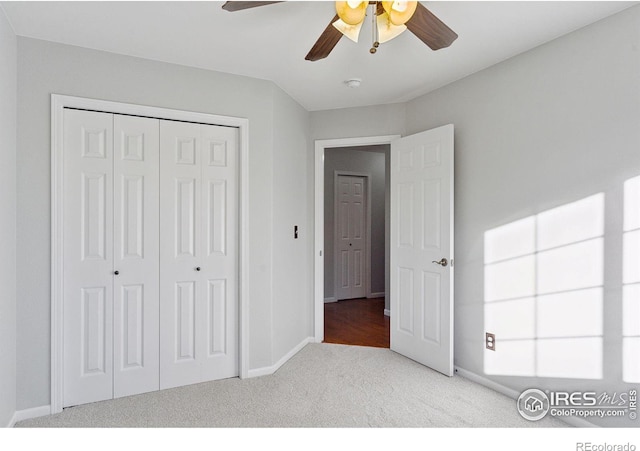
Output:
left=1, top=1, right=636, bottom=111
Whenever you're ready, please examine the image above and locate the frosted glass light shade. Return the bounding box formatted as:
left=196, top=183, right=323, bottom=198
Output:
left=335, top=1, right=368, bottom=26
left=381, top=1, right=418, bottom=26
left=377, top=12, right=407, bottom=43
left=332, top=18, right=364, bottom=43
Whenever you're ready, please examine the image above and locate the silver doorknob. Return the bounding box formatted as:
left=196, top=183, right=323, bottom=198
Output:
left=432, top=258, right=448, bottom=267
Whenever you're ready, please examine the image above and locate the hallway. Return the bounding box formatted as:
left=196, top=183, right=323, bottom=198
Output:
left=323, top=298, right=390, bottom=348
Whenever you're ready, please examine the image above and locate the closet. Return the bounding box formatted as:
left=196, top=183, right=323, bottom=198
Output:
left=61, top=108, right=238, bottom=407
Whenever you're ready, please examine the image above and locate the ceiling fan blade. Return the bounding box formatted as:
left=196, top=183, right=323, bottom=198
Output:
left=221, top=2, right=283, bottom=12
left=406, top=2, right=458, bottom=50
left=305, top=15, right=343, bottom=62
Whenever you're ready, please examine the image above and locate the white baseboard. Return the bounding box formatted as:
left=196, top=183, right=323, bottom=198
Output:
left=384, top=309, right=390, bottom=317
left=559, top=415, right=600, bottom=428
left=453, top=366, right=598, bottom=428
left=248, top=337, right=314, bottom=378
left=7, top=405, right=51, bottom=427
left=454, top=366, right=520, bottom=398
left=323, top=297, right=336, bottom=303
left=369, top=292, right=385, bottom=298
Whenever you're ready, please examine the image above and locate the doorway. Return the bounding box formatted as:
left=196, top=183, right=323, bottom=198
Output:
left=320, top=141, right=394, bottom=347
left=314, top=126, right=455, bottom=376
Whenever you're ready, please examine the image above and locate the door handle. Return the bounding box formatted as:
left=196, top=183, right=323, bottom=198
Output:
left=113, top=270, right=120, bottom=276
left=432, top=258, right=448, bottom=267
left=195, top=267, right=201, bottom=272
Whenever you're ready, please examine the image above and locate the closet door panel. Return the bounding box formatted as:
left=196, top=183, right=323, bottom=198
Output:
left=62, top=108, right=240, bottom=404
left=159, top=120, right=203, bottom=389
left=113, top=115, right=160, bottom=398
left=63, top=109, right=114, bottom=407
left=200, top=124, right=239, bottom=380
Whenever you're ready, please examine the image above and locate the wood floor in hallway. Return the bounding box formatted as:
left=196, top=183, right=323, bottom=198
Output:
left=323, top=297, right=390, bottom=348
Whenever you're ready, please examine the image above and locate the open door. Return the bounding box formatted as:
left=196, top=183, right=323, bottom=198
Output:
left=390, top=125, right=454, bottom=376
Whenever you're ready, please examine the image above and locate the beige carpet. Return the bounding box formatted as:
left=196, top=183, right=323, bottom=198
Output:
left=16, top=343, right=566, bottom=427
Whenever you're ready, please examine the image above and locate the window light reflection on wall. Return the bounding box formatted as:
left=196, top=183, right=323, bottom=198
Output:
left=483, top=194, right=605, bottom=380
left=623, top=175, right=640, bottom=383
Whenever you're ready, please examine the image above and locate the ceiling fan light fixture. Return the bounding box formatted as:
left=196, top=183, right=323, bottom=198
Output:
left=381, top=1, right=418, bottom=26
left=332, top=18, right=364, bottom=43
left=220, top=1, right=458, bottom=61
left=335, top=1, right=368, bottom=26
left=376, top=12, right=407, bottom=43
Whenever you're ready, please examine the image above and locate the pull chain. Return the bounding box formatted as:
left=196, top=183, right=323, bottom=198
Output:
left=370, top=2, right=379, bottom=54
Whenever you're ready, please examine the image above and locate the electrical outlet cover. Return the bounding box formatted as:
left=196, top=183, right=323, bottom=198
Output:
left=486, top=332, right=496, bottom=351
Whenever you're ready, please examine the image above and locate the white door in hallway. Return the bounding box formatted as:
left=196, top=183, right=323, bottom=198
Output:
left=335, top=175, right=367, bottom=300
left=390, top=125, right=454, bottom=376
left=159, top=120, right=239, bottom=390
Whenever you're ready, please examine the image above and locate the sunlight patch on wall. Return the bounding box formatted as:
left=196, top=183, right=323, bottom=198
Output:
left=484, top=194, right=604, bottom=380
left=623, top=176, right=640, bottom=383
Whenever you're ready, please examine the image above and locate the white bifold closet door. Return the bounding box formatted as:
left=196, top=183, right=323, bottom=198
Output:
left=159, top=120, right=239, bottom=390
left=63, top=109, right=160, bottom=407
left=112, top=115, right=160, bottom=398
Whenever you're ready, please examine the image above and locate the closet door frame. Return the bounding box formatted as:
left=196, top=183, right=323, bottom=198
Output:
left=50, top=94, right=250, bottom=414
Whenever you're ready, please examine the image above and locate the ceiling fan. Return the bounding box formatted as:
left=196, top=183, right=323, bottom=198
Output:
left=221, top=1, right=458, bottom=61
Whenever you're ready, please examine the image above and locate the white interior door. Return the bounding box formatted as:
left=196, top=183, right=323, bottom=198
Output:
left=200, top=123, right=239, bottom=381
left=63, top=110, right=162, bottom=407
left=159, top=120, right=238, bottom=390
left=63, top=109, right=114, bottom=406
left=112, top=115, right=160, bottom=398
left=335, top=175, right=366, bottom=300
left=390, top=124, right=454, bottom=376
left=58, top=101, right=243, bottom=409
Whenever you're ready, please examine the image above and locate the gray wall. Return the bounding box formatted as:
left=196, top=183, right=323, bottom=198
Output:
left=405, top=5, right=640, bottom=427
left=271, top=85, right=314, bottom=362
left=16, top=37, right=312, bottom=410
left=0, top=5, right=17, bottom=427
left=311, top=103, right=405, bottom=141
left=324, top=146, right=387, bottom=302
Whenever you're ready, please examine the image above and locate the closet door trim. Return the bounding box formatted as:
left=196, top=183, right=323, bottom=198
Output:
left=51, top=94, right=250, bottom=414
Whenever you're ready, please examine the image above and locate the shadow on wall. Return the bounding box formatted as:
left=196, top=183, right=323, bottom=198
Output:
left=482, top=176, right=640, bottom=383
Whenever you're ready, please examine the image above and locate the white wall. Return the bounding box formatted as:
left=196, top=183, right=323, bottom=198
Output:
left=16, top=37, right=312, bottom=410
left=405, top=5, right=640, bottom=427
left=0, top=5, right=17, bottom=427
left=324, top=146, right=386, bottom=301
